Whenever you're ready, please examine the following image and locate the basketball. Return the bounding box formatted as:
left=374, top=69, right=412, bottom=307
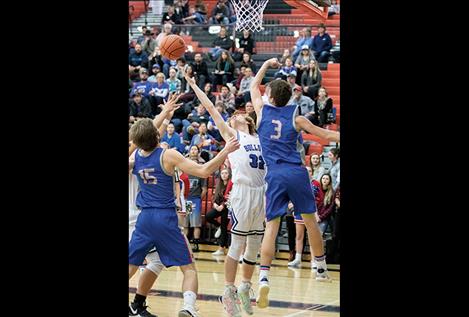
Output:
left=159, top=34, right=187, bottom=60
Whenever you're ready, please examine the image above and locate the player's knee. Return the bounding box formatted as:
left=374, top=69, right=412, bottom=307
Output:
left=145, top=252, right=165, bottom=275
left=227, top=235, right=246, bottom=261
left=244, top=235, right=262, bottom=264
left=180, top=263, right=197, bottom=274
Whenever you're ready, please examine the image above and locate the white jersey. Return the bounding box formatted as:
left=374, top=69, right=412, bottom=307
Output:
left=129, top=173, right=139, bottom=212
left=228, top=130, right=266, bottom=187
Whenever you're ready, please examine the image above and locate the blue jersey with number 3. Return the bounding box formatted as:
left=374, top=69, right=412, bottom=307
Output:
left=132, top=148, right=175, bottom=209
left=258, top=104, right=302, bottom=166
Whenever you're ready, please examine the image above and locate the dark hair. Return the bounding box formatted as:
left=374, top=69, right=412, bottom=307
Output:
left=269, top=80, right=292, bottom=107
left=176, top=57, right=186, bottom=64
left=213, top=168, right=231, bottom=204
left=329, top=147, right=340, bottom=158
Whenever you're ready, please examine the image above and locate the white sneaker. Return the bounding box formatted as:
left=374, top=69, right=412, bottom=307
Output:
left=238, top=256, right=243, bottom=263
left=214, top=227, right=222, bottom=238
left=288, top=258, right=301, bottom=268
left=256, top=283, right=270, bottom=309
left=178, top=304, right=201, bottom=317
left=222, top=285, right=242, bottom=317
left=315, top=267, right=332, bottom=282
left=238, top=283, right=254, bottom=315
left=311, top=262, right=317, bottom=272
left=212, top=249, right=224, bottom=256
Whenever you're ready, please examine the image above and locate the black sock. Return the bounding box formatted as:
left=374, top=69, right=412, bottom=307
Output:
left=133, top=293, right=146, bottom=307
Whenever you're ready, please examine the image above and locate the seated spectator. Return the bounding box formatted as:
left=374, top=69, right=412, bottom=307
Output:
left=278, top=49, right=291, bottom=64
left=316, top=173, right=336, bottom=234
left=234, top=30, right=256, bottom=61
left=156, top=23, right=172, bottom=47
left=174, top=0, right=187, bottom=20
left=129, top=44, right=149, bottom=81
left=275, top=57, right=296, bottom=80
left=212, top=50, right=235, bottom=90
left=235, top=67, right=254, bottom=105
left=166, top=67, right=182, bottom=94
left=315, top=87, right=333, bottom=127
left=136, top=25, right=148, bottom=45
left=193, top=83, right=216, bottom=107
left=184, top=104, right=212, bottom=143
left=149, top=72, right=170, bottom=116
left=295, top=46, right=315, bottom=85
left=148, top=46, right=164, bottom=75
left=245, top=101, right=255, bottom=115
left=195, top=0, right=208, bottom=16
left=286, top=73, right=298, bottom=90
left=175, top=57, right=188, bottom=84
left=161, top=5, right=182, bottom=25
left=240, top=52, right=257, bottom=73
left=233, top=65, right=247, bottom=91
left=190, top=53, right=210, bottom=89
left=179, top=65, right=196, bottom=103
left=301, top=59, right=322, bottom=99
left=161, top=122, right=184, bottom=153
left=328, top=148, right=340, bottom=191
left=215, top=85, right=236, bottom=114
left=208, top=26, right=234, bottom=61
left=142, top=29, right=157, bottom=56
left=182, top=6, right=207, bottom=24
left=291, top=85, right=316, bottom=123
left=190, top=122, right=217, bottom=161
left=219, top=0, right=236, bottom=23
left=129, top=91, right=152, bottom=123
left=131, top=68, right=153, bottom=97
left=162, top=56, right=178, bottom=79
left=210, top=2, right=229, bottom=25
left=311, top=23, right=333, bottom=63
left=205, top=168, right=232, bottom=255
left=309, top=153, right=326, bottom=182
left=147, top=63, right=162, bottom=82
left=328, top=0, right=340, bottom=17
left=207, top=102, right=229, bottom=142
left=292, top=28, right=313, bottom=60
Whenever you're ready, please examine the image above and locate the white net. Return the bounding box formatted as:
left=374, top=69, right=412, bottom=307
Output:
left=230, top=0, right=270, bottom=32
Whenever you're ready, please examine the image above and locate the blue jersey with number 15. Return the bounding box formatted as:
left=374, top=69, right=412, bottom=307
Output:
left=257, top=104, right=303, bottom=166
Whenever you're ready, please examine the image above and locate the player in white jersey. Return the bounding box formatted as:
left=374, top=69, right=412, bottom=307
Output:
left=186, top=73, right=265, bottom=317
left=128, top=94, right=181, bottom=317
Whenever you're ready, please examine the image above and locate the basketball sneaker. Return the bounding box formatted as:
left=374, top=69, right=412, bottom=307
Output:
left=212, top=249, right=224, bottom=256
left=214, top=227, right=222, bottom=238
left=256, top=282, right=270, bottom=309
left=238, top=282, right=254, bottom=315
left=311, top=261, right=317, bottom=272
left=221, top=285, right=242, bottom=317
left=315, top=266, right=332, bottom=282
left=129, top=301, right=158, bottom=317
left=178, top=304, right=200, bottom=317
left=288, top=258, right=301, bottom=268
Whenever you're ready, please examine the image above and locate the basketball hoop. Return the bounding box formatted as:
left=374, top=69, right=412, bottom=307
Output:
left=230, top=0, right=269, bottom=32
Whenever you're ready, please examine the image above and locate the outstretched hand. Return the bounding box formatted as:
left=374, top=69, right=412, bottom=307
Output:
left=265, top=58, right=281, bottom=69
left=162, top=93, right=183, bottom=113
left=184, top=70, right=197, bottom=86
left=223, top=136, right=240, bottom=154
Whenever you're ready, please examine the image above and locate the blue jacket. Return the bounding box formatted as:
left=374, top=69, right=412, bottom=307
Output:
left=129, top=51, right=148, bottom=67
left=131, top=81, right=153, bottom=97
left=161, top=133, right=183, bottom=153
left=311, top=33, right=333, bottom=53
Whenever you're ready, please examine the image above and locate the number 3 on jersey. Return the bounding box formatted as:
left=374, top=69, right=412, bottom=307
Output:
left=271, top=120, right=282, bottom=139
left=249, top=154, right=265, bottom=170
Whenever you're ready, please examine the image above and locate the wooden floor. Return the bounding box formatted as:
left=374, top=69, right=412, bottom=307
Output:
left=129, top=251, right=340, bottom=316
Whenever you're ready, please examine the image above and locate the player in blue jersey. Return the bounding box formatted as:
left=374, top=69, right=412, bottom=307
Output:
left=128, top=95, right=181, bottom=317
left=250, top=58, right=340, bottom=308
left=129, top=95, right=241, bottom=317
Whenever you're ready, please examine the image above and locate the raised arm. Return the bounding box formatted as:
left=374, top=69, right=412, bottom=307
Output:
left=295, top=115, right=340, bottom=143
left=164, top=136, right=240, bottom=178
left=184, top=72, right=236, bottom=141
left=250, top=58, right=281, bottom=117
left=152, top=93, right=182, bottom=135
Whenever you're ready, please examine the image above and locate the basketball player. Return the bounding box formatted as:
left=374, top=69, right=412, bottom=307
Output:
left=128, top=95, right=181, bottom=317
left=186, top=73, right=265, bottom=317
left=250, top=58, right=340, bottom=308
left=129, top=115, right=240, bottom=317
